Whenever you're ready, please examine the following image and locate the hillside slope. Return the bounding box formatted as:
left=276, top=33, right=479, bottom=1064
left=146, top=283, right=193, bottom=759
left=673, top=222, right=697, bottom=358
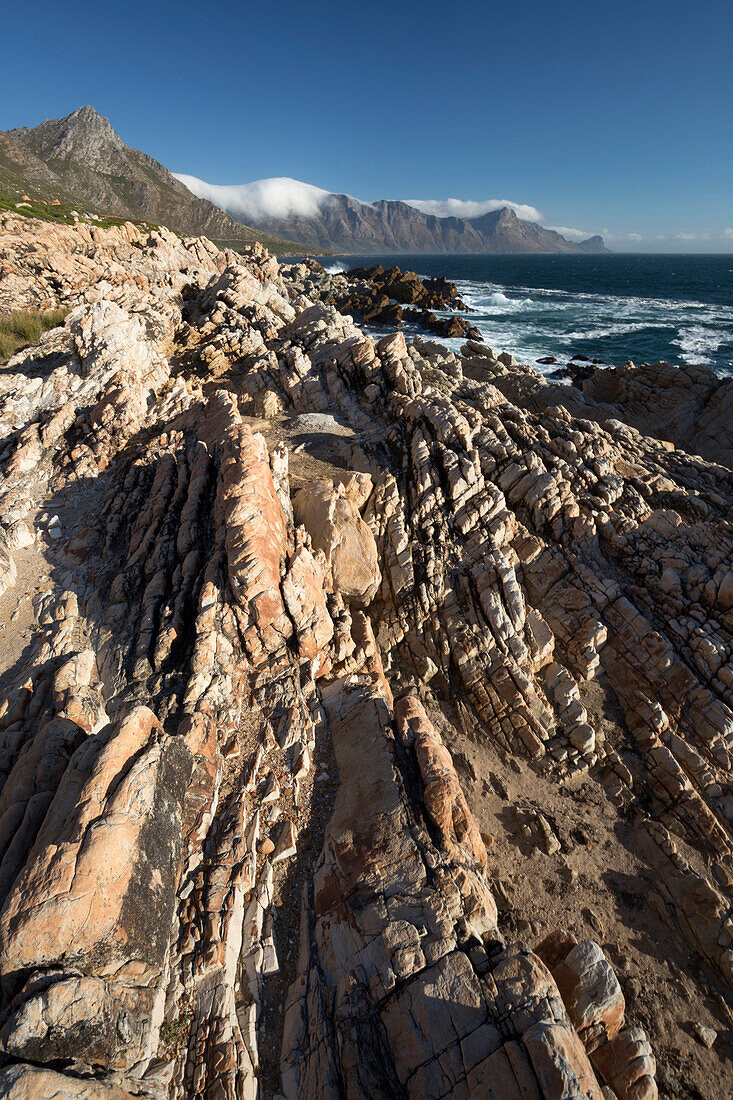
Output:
left=0, top=107, right=315, bottom=253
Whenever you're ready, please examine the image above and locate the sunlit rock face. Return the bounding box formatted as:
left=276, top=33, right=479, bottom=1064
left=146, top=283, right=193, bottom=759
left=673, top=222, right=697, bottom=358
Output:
left=3, top=209, right=733, bottom=1098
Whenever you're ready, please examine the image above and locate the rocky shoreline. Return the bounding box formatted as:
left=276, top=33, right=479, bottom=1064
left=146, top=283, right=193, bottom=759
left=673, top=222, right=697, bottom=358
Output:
left=0, top=211, right=732, bottom=1098
left=284, top=260, right=485, bottom=342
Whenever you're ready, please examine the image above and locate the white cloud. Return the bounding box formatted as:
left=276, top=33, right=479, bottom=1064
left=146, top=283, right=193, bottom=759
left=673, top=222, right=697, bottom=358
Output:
left=546, top=225, right=592, bottom=242
left=402, top=198, right=544, bottom=222
left=675, top=232, right=697, bottom=240
left=724, top=228, right=733, bottom=239
left=627, top=233, right=644, bottom=241
left=174, top=174, right=332, bottom=221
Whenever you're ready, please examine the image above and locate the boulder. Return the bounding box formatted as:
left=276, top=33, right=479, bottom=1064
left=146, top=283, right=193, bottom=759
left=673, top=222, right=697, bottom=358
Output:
left=293, top=478, right=380, bottom=605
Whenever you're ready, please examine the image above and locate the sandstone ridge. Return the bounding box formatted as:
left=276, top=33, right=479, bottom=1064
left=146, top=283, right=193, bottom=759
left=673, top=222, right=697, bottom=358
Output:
left=0, top=210, right=731, bottom=1098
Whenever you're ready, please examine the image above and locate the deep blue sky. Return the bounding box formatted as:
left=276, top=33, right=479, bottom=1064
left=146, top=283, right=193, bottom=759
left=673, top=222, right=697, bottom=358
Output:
left=2, top=0, right=731, bottom=250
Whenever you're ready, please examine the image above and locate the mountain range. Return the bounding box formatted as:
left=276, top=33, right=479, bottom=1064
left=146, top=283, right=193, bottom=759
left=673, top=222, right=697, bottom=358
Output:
left=0, top=107, right=608, bottom=255
left=176, top=174, right=608, bottom=254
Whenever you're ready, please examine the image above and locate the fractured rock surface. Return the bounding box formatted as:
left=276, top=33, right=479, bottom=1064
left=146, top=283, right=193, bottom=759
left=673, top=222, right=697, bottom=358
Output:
left=0, top=210, right=730, bottom=1097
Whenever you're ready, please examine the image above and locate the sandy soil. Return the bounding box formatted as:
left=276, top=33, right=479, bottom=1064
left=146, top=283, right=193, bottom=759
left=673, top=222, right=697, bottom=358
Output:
left=0, top=537, right=50, bottom=691
left=429, top=688, right=733, bottom=1100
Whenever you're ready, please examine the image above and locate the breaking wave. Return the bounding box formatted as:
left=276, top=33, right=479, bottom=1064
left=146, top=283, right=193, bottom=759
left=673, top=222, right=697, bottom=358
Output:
left=328, top=254, right=733, bottom=375
left=449, top=276, right=733, bottom=373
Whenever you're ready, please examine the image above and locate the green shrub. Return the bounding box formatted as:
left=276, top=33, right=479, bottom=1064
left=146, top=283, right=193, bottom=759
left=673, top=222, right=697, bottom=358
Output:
left=0, top=307, right=69, bottom=362
left=158, top=1000, right=194, bottom=1058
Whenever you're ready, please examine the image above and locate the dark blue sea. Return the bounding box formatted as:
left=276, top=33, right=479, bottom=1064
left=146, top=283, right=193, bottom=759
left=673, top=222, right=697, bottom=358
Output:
left=323, top=254, right=733, bottom=376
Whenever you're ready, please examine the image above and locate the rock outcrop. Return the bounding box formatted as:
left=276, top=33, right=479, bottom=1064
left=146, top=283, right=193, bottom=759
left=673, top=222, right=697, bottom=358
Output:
left=293, top=477, right=380, bottom=605
left=274, top=260, right=485, bottom=343
left=582, top=360, right=733, bottom=470
left=0, top=209, right=730, bottom=1097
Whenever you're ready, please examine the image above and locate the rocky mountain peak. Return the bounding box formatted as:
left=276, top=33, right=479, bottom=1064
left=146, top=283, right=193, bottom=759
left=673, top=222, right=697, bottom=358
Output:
left=0, top=109, right=308, bottom=251
left=62, top=103, right=116, bottom=134
left=9, top=104, right=124, bottom=167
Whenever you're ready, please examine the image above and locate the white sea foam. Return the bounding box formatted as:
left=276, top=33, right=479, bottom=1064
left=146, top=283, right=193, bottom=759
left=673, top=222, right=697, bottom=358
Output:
left=482, top=291, right=534, bottom=310
left=367, top=270, right=732, bottom=375
left=324, top=262, right=347, bottom=274
left=672, top=326, right=729, bottom=362
left=460, top=286, right=534, bottom=311
left=558, top=321, right=667, bottom=342
left=466, top=282, right=733, bottom=316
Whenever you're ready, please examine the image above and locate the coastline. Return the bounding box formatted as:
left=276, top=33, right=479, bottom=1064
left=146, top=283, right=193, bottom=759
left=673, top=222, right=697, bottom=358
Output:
left=292, top=251, right=733, bottom=377
left=0, top=214, right=731, bottom=1098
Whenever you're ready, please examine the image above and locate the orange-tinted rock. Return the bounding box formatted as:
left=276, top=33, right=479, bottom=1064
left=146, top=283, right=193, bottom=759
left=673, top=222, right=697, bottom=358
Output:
left=395, top=694, right=487, bottom=867
left=0, top=706, right=190, bottom=985
left=592, top=1025, right=658, bottom=1100
left=0, top=1064, right=136, bottom=1099
left=551, top=941, right=626, bottom=1050
left=293, top=478, right=380, bottom=606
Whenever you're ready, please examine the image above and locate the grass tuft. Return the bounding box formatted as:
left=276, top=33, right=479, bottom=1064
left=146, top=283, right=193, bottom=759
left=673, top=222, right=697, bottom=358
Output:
left=0, top=307, right=69, bottom=362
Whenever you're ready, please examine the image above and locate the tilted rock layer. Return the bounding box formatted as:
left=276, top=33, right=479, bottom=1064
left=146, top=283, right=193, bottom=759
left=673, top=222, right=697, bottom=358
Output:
left=0, top=210, right=730, bottom=1097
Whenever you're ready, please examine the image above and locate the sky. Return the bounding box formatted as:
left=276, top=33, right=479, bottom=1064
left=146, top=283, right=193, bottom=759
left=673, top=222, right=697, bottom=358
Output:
left=1, top=0, right=731, bottom=251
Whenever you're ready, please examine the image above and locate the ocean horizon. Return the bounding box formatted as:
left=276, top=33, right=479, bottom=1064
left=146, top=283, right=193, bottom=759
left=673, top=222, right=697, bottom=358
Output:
left=319, top=252, right=733, bottom=376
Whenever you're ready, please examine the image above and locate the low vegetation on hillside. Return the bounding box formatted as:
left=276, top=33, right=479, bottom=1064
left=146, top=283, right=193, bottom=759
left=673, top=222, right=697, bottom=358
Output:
left=0, top=192, right=161, bottom=231
left=1, top=194, right=321, bottom=257
left=0, top=306, right=69, bottom=361
left=211, top=234, right=326, bottom=257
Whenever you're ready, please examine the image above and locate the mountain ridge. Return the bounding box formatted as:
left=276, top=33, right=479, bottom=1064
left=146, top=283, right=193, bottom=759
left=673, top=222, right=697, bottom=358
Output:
left=176, top=172, right=610, bottom=254
left=0, top=107, right=313, bottom=253
left=0, top=106, right=608, bottom=255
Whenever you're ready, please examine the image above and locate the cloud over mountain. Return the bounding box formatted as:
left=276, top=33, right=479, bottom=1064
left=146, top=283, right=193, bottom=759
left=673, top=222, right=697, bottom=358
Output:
left=403, top=198, right=544, bottom=222
left=173, top=174, right=333, bottom=221
left=546, top=225, right=592, bottom=242
left=173, top=171, right=606, bottom=254
left=175, top=176, right=547, bottom=227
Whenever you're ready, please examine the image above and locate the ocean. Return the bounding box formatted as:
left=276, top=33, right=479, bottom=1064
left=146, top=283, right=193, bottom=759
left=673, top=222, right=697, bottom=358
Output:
left=322, top=253, right=733, bottom=376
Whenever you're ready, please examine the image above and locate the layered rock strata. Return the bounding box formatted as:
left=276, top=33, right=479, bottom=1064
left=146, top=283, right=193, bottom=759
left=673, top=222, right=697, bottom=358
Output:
left=0, top=210, right=730, bottom=1097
